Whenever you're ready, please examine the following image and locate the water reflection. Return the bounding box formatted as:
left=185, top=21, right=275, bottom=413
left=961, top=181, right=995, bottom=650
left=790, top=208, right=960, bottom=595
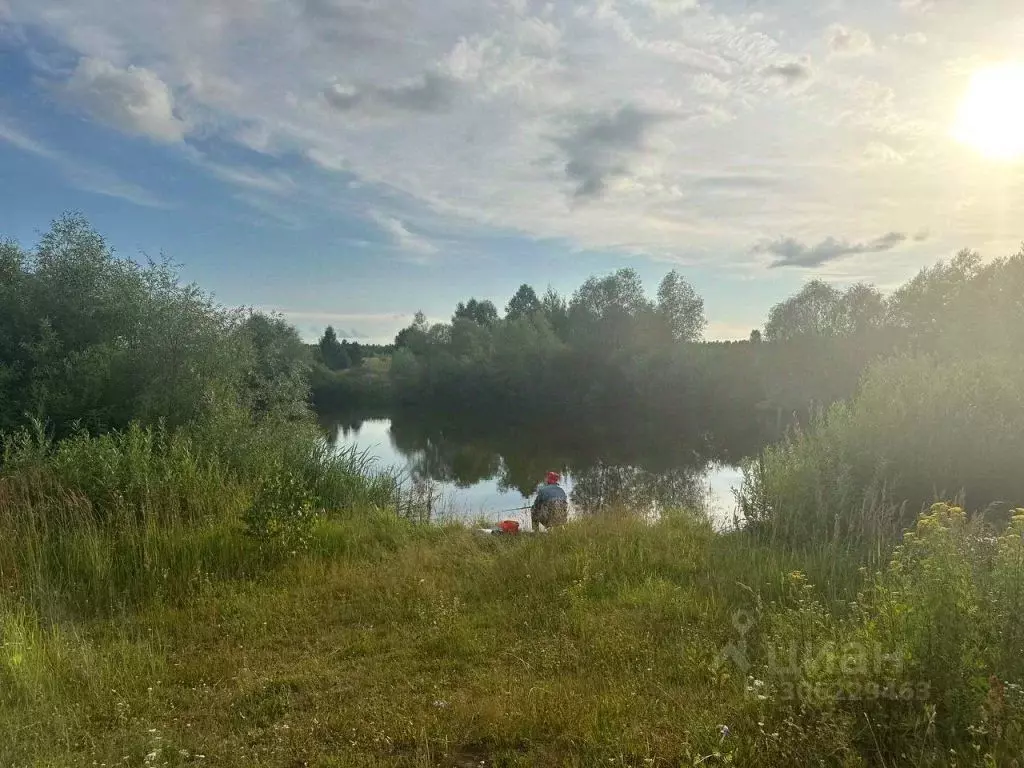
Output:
left=320, top=408, right=767, bottom=524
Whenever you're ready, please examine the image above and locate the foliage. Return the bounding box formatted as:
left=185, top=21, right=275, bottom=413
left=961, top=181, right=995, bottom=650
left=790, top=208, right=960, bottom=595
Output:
left=243, top=469, right=319, bottom=551
left=764, top=280, right=886, bottom=341
left=740, top=353, right=1024, bottom=550
left=657, top=269, right=707, bottom=342
left=453, top=297, right=499, bottom=326
left=504, top=283, right=542, bottom=320
left=749, top=505, right=1024, bottom=765
left=316, top=325, right=351, bottom=371
left=0, top=214, right=310, bottom=438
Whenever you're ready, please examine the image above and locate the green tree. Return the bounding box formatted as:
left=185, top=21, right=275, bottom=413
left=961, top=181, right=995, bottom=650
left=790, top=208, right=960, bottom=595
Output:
left=505, top=284, right=542, bottom=320
left=570, top=268, right=650, bottom=324
left=839, top=283, right=886, bottom=335
left=656, top=270, right=706, bottom=342
left=238, top=312, right=311, bottom=421
left=318, top=326, right=351, bottom=371
left=763, top=280, right=844, bottom=342
left=540, top=288, right=570, bottom=340
left=0, top=213, right=311, bottom=437
left=453, top=298, right=499, bottom=326
left=395, top=311, right=430, bottom=353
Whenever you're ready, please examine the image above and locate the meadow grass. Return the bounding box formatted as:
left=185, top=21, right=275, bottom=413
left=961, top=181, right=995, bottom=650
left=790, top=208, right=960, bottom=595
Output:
left=1, top=418, right=1023, bottom=766
left=3, top=503, right=1023, bottom=767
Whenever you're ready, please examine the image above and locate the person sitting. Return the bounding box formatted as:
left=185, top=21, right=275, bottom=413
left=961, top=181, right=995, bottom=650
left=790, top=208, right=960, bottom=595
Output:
left=532, top=471, right=568, bottom=531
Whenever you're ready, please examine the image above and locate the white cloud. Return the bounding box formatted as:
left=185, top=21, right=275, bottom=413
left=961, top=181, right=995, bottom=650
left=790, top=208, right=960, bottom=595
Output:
left=0, top=119, right=59, bottom=159
left=826, top=24, right=874, bottom=57
left=370, top=211, right=439, bottom=262
left=899, top=0, right=935, bottom=13
left=61, top=57, right=186, bottom=142
left=6, top=0, right=1023, bottom=283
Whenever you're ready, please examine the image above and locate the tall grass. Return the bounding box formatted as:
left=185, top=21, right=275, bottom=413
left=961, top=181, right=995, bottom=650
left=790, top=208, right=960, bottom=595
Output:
left=0, top=414, right=404, bottom=620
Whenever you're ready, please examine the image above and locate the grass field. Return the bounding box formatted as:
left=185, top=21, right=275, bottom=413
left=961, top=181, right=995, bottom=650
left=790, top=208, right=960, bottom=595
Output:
left=5, top=503, right=1023, bottom=767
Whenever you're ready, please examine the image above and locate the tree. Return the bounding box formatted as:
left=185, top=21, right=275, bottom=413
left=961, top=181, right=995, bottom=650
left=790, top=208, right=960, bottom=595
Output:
left=839, top=283, right=886, bottom=335
left=395, top=311, right=430, bottom=353
left=505, top=284, right=542, bottom=321
left=0, top=213, right=311, bottom=436
left=343, top=339, right=364, bottom=367
left=453, top=298, right=499, bottom=326
left=763, top=280, right=844, bottom=342
left=570, top=268, right=650, bottom=323
left=541, top=288, right=570, bottom=340
left=239, top=312, right=311, bottom=420
left=657, top=270, right=706, bottom=342
left=318, top=326, right=351, bottom=371
left=749, top=329, right=762, bottom=343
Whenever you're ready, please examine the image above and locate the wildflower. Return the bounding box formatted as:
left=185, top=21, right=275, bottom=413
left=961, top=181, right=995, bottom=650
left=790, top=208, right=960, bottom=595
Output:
left=718, top=724, right=731, bottom=742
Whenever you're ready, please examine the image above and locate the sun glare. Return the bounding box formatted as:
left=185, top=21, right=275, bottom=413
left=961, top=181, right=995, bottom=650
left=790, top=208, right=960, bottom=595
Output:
left=953, top=62, right=1024, bottom=161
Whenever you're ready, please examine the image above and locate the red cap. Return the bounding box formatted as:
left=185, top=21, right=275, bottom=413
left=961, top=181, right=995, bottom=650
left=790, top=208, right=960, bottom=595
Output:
left=546, top=471, right=561, bottom=485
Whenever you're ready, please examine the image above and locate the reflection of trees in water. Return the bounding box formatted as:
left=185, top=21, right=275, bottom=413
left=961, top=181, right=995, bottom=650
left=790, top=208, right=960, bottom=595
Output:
left=317, top=409, right=391, bottom=443
left=319, top=407, right=768, bottom=513
left=384, top=409, right=722, bottom=509
left=568, top=462, right=706, bottom=516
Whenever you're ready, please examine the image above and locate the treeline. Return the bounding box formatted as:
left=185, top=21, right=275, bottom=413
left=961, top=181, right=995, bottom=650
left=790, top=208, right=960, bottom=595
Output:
left=381, top=250, right=1022, bottom=440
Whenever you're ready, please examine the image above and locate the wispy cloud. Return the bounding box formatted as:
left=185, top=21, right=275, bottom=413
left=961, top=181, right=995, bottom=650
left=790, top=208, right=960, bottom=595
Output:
left=370, top=211, right=439, bottom=262
left=204, top=162, right=295, bottom=194
left=755, top=231, right=912, bottom=269
left=324, top=72, right=459, bottom=116
left=0, top=120, right=60, bottom=159
left=0, top=118, right=169, bottom=207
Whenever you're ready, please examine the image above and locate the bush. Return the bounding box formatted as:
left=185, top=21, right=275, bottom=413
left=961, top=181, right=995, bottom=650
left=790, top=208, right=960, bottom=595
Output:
left=750, top=504, right=1024, bottom=764
left=740, top=354, right=1024, bottom=550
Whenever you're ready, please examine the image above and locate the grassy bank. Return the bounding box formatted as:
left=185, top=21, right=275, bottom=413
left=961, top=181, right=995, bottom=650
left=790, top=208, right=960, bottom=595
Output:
left=4, top=497, right=1023, bottom=766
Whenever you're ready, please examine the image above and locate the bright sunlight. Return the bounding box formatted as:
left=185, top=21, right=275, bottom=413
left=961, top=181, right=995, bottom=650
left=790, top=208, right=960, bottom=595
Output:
left=953, top=62, right=1024, bottom=161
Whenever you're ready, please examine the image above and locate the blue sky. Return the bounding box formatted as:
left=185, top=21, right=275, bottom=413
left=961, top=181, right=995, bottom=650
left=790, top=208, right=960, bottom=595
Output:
left=2, top=0, right=1023, bottom=342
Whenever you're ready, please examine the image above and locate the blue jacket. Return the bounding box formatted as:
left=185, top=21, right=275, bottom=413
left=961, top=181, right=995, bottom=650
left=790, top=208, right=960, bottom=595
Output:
left=533, top=483, right=567, bottom=510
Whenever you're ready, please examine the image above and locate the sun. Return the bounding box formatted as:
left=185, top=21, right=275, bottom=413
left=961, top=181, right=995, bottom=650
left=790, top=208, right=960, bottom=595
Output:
left=953, top=63, right=1024, bottom=161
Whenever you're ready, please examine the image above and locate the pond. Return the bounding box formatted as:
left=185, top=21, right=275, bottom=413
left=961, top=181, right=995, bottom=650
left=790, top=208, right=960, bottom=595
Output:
left=322, top=410, right=756, bottom=529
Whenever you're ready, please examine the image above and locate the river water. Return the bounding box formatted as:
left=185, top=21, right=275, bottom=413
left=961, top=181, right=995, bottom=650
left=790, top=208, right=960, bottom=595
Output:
left=323, top=412, right=752, bottom=529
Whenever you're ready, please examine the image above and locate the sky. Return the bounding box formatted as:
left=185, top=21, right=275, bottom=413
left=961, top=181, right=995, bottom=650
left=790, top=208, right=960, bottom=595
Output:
left=2, top=0, right=1023, bottom=343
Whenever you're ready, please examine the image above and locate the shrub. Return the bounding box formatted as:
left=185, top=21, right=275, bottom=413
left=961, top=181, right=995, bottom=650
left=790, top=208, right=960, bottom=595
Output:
left=751, top=505, right=1024, bottom=763
left=740, top=354, right=1024, bottom=550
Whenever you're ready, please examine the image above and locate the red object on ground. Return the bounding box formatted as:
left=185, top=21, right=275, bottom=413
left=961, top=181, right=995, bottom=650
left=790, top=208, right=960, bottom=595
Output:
left=499, top=520, right=521, bottom=534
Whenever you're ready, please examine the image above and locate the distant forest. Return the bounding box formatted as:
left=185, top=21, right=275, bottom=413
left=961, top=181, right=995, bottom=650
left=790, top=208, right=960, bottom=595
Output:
left=311, top=248, right=1024, bottom=450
